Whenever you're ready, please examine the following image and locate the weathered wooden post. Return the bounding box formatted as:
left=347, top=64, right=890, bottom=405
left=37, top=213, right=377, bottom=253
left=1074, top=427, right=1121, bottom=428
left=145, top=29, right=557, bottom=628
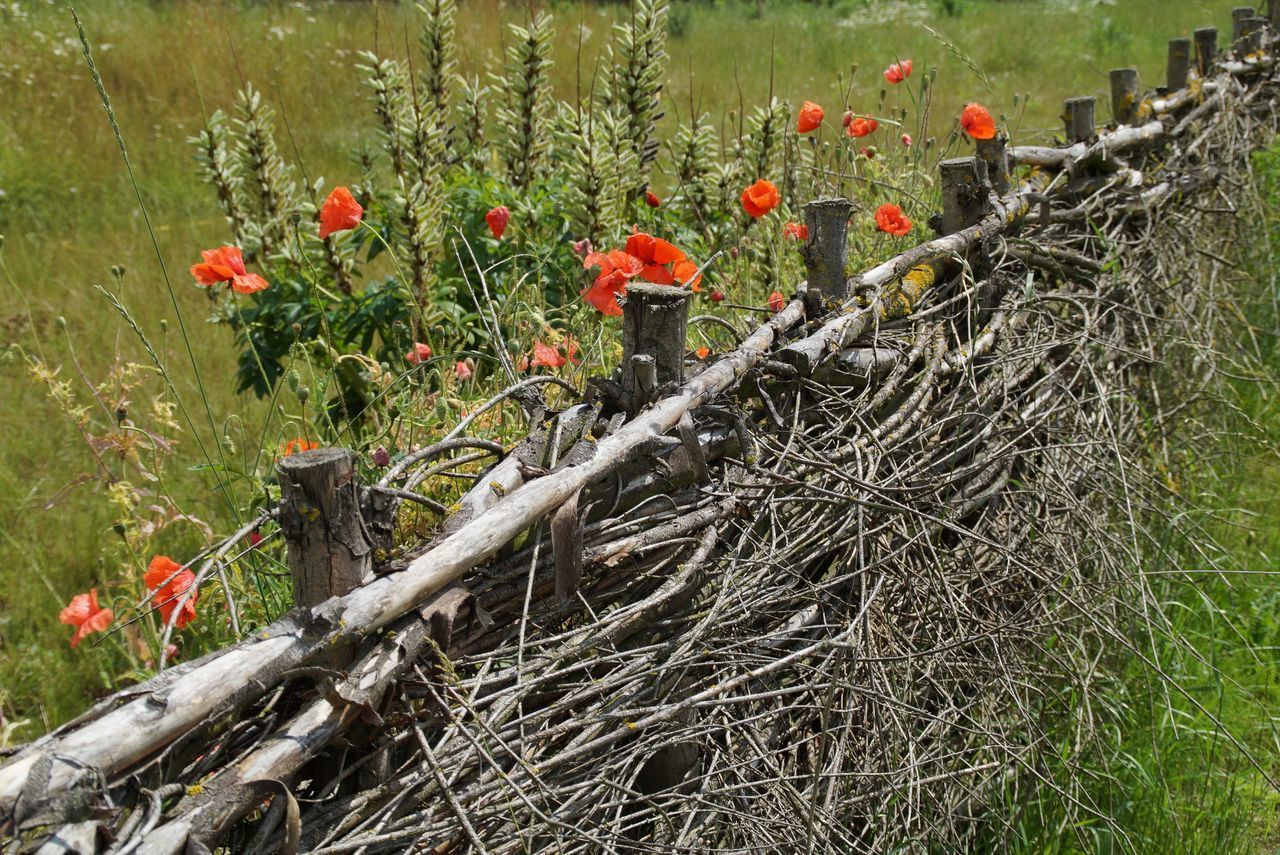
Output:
left=939, top=157, right=991, bottom=236
left=1241, top=16, right=1267, bottom=53
left=277, top=447, right=374, bottom=609
left=1270, top=0, right=1280, bottom=28
left=1063, top=96, right=1096, bottom=143
left=1166, top=37, right=1192, bottom=92
left=621, top=283, right=691, bottom=414
left=1110, top=68, right=1140, bottom=125
left=1194, top=27, right=1218, bottom=75
left=975, top=134, right=1011, bottom=194
left=800, top=197, right=853, bottom=315
left=1232, top=7, right=1255, bottom=48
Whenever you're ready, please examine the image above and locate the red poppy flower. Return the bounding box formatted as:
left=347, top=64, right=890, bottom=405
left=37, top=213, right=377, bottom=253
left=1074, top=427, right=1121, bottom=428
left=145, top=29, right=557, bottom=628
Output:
left=710, top=289, right=725, bottom=303
left=783, top=222, right=809, bottom=241
left=247, top=530, right=264, bottom=548
left=583, top=249, right=644, bottom=316
left=626, top=232, right=686, bottom=284
left=319, top=186, right=363, bottom=239
left=695, top=346, right=711, bottom=359
left=768, top=291, right=786, bottom=312
left=405, top=342, right=433, bottom=364
left=796, top=101, right=824, bottom=133
left=884, top=59, right=913, bottom=84
left=860, top=146, right=876, bottom=159
left=455, top=360, right=473, bottom=380
left=485, top=205, right=510, bottom=240
left=961, top=103, right=997, bottom=140
left=145, top=555, right=198, bottom=630
left=842, top=110, right=854, bottom=129
left=531, top=340, right=566, bottom=368
left=901, top=133, right=913, bottom=146
left=371, top=446, right=391, bottom=467
left=741, top=179, right=780, bottom=218
left=874, top=203, right=913, bottom=237
left=59, top=588, right=114, bottom=648
left=645, top=190, right=661, bottom=208
left=283, top=438, right=318, bottom=456
left=190, top=246, right=268, bottom=294
left=847, top=117, right=878, bottom=138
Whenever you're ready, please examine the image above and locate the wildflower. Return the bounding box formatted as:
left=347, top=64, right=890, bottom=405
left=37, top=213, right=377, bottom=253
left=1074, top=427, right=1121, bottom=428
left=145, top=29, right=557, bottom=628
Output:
left=874, top=203, right=913, bottom=237
left=145, top=556, right=198, bottom=630
left=318, top=186, right=363, bottom=239
left=516, top=354, right=531, bottom=372
left=59, top=588, right=113, bottom=648
left=644, top=190, right=661, bottom=208
left=583, top=249, right=644, bottom=316
left=847, top=117, right=878, bottom=138
left=741, top=179, right=780, bottom=218
left=371, top=446, right=391, bottom=467
left=960, top=103, right=996, bottom=140
left=860, top=146, right=877, bottom=159
left=190, top=246, right=268, bottom=294
left=783, top=222, right=809, bottom=241
left=485, top=205, right=510, bottom=240
left=768, top=291, right=786, bottom=312
left=626, top=233, right=686, bottom=285
left=901, top=133, right=913, bottom=146
left=695, top=346, right=710, bottom=359
left=247, top=531, right=264, bottom=548
left=842, top=110, right=854, bottom=129
left=531, top=340, right=566, bottom=368
left=454, top=360, right=473, bottom=381
left=710, top=289, right=725, bottom=303
left=283, top=438, right=318, bottom=456
left=572, top=237, right=593, bottom=258
left=884, top=59, right=913, bottom=84
left=405, top=342, right=433, bottom=364
left=796, top=101, right=824, bottom=133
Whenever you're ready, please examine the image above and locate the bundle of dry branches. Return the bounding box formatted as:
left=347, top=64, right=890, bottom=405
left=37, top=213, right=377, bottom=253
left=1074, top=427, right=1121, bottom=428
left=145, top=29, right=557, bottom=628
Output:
left=3, top=35, right=1278, bottom=855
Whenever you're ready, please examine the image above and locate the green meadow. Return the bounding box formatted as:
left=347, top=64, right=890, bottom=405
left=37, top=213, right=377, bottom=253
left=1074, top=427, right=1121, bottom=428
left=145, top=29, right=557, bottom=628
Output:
left=2, top=0, right=1277, bottom=849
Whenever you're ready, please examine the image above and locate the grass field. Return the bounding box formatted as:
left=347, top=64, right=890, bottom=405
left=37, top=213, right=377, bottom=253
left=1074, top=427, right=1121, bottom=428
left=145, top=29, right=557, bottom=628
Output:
left=2, top=0, right=1277, bottom=849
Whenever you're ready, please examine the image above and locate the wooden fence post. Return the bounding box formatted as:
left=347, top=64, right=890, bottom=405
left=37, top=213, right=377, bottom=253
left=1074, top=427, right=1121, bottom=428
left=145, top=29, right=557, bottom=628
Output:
left=1233, top=7, right=1255, bottom=48
left=800, top=197, right=853, bottom=315
left=621, top=283, right=691, bottom=414
left=1166, top=37, right=1192, bottom=92
left=1241, top=17, right=1266, bottom=53
left=1271, top=0, right=1280, bottom=29
left=1109, top=68, right=1140, bottom=125
left=1194, top=27, right=1218, bottom=76
left=975, top=134, right=1011, bottom=194
left=939, top=157, right=991, bottom=236
left=1063, top=96, right=1096, bottom=143
left=277, top=447, right=374, bottom=609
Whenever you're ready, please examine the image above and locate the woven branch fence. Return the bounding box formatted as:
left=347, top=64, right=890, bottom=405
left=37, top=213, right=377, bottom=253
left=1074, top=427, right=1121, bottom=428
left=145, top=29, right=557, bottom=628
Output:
left=5, top=10, right=1280, bottom=853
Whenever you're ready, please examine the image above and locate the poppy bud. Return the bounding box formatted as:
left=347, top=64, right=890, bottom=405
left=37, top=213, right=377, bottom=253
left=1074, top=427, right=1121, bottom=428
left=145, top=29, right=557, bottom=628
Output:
left=160, top=319, right=168, bottom=333
left=729, top=247, right=739, bottom=260
left=286, top=370, right=301, bottom=393
left=291, top=323, right=302, bottom=336
left=111, top=265, right=126, bottom=281
left=296, top=385, right=310, bottom=403
left=289, top=211, right=303, bottom=226
left=223, top=433, right=236, bottom=454
left=710, top=290, right=725, bottom=303
left=842, top=110, right=853, bottom=128
left=371, top=446, right=391, bottom=467
left=644, top=190, right=661, bottom=208
left=115, top=405, right=127, bottom=423
left=55, top=316, right=66, bottom=330
left=113, top=521, right=127, bottom=537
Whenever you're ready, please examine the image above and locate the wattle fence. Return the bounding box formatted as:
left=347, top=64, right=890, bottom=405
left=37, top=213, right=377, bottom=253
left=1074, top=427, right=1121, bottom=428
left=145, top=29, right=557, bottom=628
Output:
left=5, top=8, right=1280, bottom=853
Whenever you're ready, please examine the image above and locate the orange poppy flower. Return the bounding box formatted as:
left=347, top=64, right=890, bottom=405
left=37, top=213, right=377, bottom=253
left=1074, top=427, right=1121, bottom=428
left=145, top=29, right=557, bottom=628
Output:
left=583, top=249, right=644, bottom=316
left=783, top=222, right=809, bottom=241
left=884, top=59, right=913, bottom=84
left=847, top=117, right=878, bottom=138
left=874, top=203, right=913, bottom=237
left=59, top=588, right=114, bottom=648
left=405, top=342, right=433, bottom=364
left=485, top=205, right=510, bottom=240
left=741, top=179, right=780, bottom=218
left=145, top=555, right=198, bottom=630
left=768, top=291, right=786, bottom=312
left=319, top=186, right=363, bottom=239
left=961, top=103, right=996, bottom=140
left=796, top=101, right=824, bottom=134
left=695, top=346, right=710, bottom=359
left=283, top=437, right=318, bottom=456
left=190, top=246, right=269, bottom=294
left=531, top=339, right=579, bottom=369
left=627, top=233, right=702, bottom=291
left=645, top=190, right=661, bottom=208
